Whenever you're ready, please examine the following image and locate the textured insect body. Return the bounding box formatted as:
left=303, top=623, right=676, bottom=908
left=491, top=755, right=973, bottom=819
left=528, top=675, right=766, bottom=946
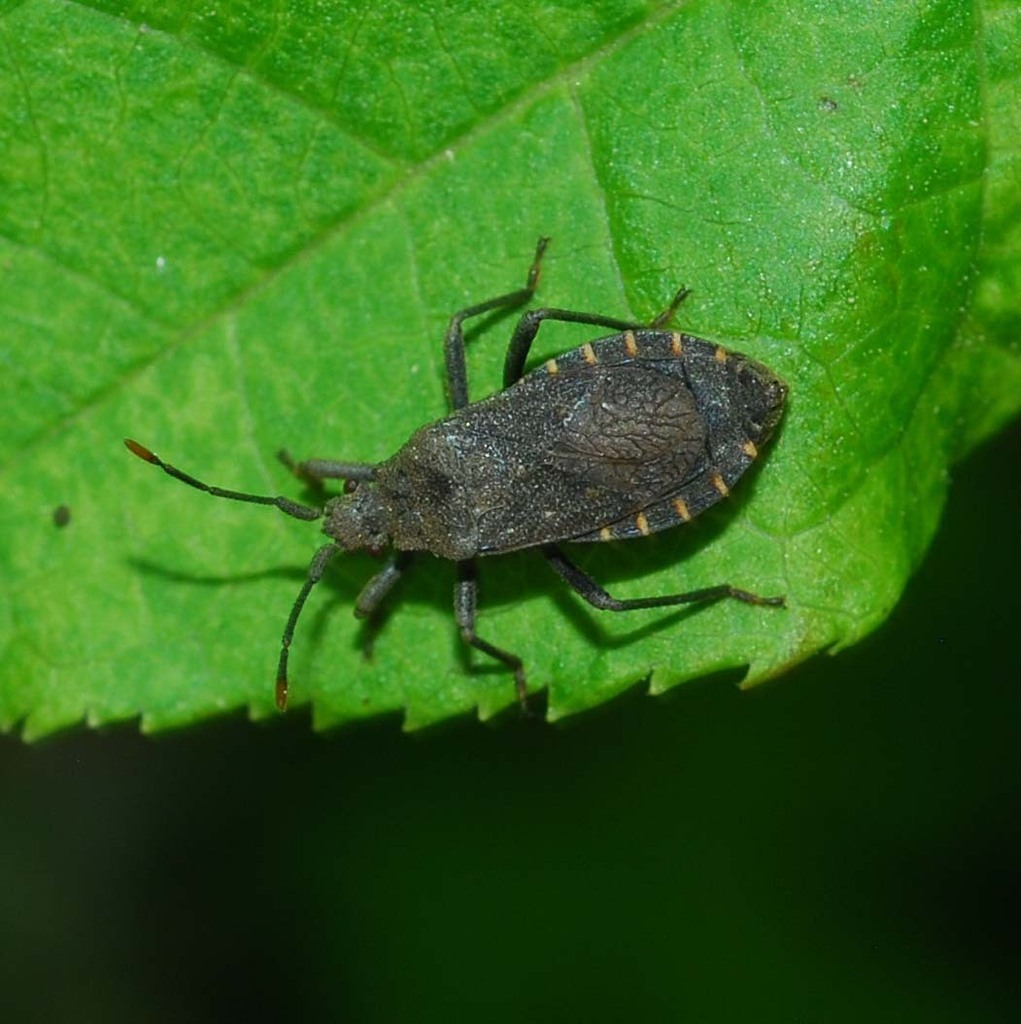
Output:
left=126, top=238, right=787, bottom=713
left=330, top=330, right=784, bottom=560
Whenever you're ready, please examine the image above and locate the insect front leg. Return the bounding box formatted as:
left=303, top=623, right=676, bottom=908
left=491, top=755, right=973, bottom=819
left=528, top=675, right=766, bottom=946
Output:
left=443, top=237, right=549, bottom=410
left=542, top=545, right=785, bottom=612
left=351, top=551, right=416, bottom=662
left=454, top=560, right=530, bottom=712
left=354, top=551, right=415, bottom=618
left=278, top=450, right=377, bottom=488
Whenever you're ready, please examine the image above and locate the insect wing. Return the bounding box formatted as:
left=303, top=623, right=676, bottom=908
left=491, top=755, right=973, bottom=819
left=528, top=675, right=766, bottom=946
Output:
left=453, top=359, right=709, bottom=553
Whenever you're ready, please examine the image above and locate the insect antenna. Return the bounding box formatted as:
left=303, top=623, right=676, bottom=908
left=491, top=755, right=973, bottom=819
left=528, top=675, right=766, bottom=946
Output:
left=125, top=438, right=337, bottom=711
left=275, top=543, right=338, bottom=711
left=124, top=439, right=322, bottom=521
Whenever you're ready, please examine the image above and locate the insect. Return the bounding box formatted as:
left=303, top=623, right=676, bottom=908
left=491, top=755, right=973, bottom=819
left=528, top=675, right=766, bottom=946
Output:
left=126, top=237, right=787, bottom=713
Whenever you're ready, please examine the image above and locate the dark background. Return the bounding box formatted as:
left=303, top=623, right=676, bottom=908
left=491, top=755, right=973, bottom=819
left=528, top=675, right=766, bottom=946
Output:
left=2, top=420, right=1018, bottom=1023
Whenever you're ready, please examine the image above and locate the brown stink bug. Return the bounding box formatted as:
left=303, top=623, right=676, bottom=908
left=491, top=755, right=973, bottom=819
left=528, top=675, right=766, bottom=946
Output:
left=126, top=238, right=787, bottom=712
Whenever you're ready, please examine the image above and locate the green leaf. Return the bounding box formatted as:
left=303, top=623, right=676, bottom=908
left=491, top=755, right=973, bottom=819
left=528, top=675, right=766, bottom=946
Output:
left=2, top=0, right=1018, bottom=739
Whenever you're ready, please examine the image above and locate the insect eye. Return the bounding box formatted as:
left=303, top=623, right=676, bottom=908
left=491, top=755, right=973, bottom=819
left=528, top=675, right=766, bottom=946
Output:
left=344, top=478, right=361, bottom=495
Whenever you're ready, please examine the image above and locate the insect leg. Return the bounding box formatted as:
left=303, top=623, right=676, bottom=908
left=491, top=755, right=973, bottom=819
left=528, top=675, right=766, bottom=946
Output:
left=278, top=450, right=377, bottom=487
left=444, top=236, right=549, bottom=410
left=648, top=286, right=691, bottom=328
left=542, top=544, right=785, bottom=611
left=502, top=286, right=692, bottom=386
left=348, top=551, right=416, bottom=662
left=353, top=551, right=415, bottom=619
left=454, top=560, right=530, bottom=711
left=276, top=543, right=339, bottom=711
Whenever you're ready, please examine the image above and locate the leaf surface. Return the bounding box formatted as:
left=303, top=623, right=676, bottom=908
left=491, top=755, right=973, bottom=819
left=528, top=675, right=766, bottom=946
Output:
left=1, top=0, right=1018, bottom=737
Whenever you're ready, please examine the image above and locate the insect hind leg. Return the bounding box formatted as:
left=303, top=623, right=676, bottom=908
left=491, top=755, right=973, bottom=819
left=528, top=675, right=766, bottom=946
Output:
left=542, top=545, right=785, bottom=612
